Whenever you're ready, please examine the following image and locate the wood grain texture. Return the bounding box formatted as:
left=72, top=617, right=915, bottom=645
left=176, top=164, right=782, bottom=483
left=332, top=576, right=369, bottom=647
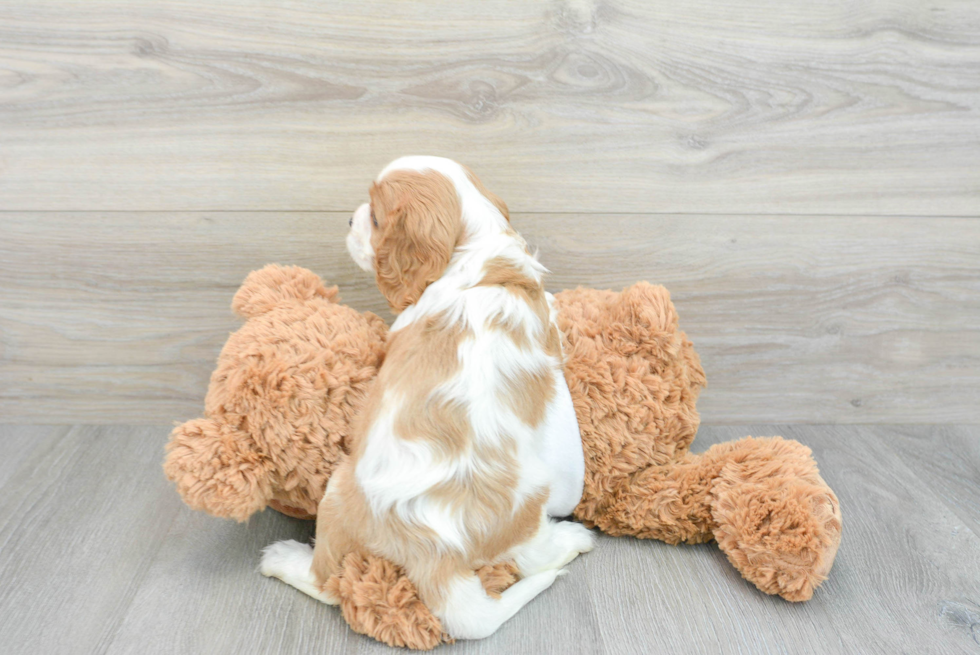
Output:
left=104, top=503, right=608, bottom=655
left=2, top=212, right=977, bottom=424
left=0, top=424, right=65, bottom=489
left=0, top=426, right=184, bottom=655
left=0, top=1, right=978, bottom=214
left=1, top=424, right=979, bottom=654
left=883, top=425, right=980, bottom=538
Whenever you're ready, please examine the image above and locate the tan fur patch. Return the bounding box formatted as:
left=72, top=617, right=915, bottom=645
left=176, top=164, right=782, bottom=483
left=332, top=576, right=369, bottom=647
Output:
left=475, top=561, right=521, bottom=599
left=544, top=324, right=562, bottom=359
left=478, top=258, right=558, bottom=426
left=370, top=170, right=463, bottom=312
left=473, top=490, right=547, bottom=564
left=383, top=313, right=466, bottom=391
left=478, top=257, right=551, bottom=330
left=478, top=257, right=540, bottom=297
left=486, top=313, right=530, bottom=350
left=502, top=366, right=555, bottom=427
left=480, top=258, right=556, bottom=360
left=383, top=313, right=470, bottom=457
left=394, top=396, right=470, bottom=458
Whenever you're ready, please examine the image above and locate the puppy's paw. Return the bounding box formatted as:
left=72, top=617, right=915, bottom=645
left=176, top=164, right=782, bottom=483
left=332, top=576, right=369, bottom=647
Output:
left=545, top=521, right=595, bottom=571
left=260, top=539, right=337, bottom=605
left=260, top=539, right=313, bottom=580
left=554, top=521, right=596, bottom=557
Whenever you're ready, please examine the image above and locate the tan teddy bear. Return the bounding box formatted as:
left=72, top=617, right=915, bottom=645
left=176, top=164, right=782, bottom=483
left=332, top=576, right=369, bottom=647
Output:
left=165, top=264, right=842, bottom=649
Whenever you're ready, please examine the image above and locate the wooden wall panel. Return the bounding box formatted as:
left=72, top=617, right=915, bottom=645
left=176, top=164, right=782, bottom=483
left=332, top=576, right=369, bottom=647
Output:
left=0, top=1, right=978, bottom=214
left=2, top=212, right=976, bottom=424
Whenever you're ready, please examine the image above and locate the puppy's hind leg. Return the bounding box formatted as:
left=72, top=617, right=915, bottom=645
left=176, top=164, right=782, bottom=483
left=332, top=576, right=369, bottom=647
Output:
left=260, top=539, right=337, bottom=605
left=260, top=480, right=353, bottom=605
left=433, top=568, right=563, bottom=640
left=509, top=512, right=595, bottom=577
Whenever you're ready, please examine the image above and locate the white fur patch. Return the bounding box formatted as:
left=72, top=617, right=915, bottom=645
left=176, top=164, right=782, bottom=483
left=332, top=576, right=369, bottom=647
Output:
left=355, top=391, right=471, bottom=553
left=540, top=376, right=586, bottom=517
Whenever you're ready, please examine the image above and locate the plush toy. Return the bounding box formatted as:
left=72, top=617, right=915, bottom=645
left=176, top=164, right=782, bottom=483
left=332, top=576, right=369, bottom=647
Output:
left=165, top=264, right=842, bottom=649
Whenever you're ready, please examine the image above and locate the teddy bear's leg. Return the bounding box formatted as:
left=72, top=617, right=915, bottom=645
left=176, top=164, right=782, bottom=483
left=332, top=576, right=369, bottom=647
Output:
left=581, top=451, right=724, bottom=545
left=266, top=499, right=317, bottom=520
left=582, top=436, right=841, bottom=601
left=163, top=418, right=275, bottom=522
left=709, top=436, right=842, bottom=602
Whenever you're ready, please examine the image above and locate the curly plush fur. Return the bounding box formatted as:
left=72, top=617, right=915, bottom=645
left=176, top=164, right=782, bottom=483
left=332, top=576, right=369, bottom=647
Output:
left=164, top=265, right=842, bottom=649
left=164, top=265, right=386, bottom=522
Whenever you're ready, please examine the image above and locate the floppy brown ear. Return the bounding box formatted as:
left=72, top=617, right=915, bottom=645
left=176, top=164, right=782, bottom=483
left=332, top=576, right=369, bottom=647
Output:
left=371, top=171, right=463, bottom=312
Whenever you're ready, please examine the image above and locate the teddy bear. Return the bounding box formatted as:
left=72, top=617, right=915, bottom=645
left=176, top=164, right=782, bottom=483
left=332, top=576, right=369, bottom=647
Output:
left=164, top=264, right=842, bottom=650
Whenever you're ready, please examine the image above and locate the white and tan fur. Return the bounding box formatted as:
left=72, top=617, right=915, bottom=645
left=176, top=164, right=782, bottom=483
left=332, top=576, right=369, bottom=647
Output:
left=261, top=156, right=590, bottom=640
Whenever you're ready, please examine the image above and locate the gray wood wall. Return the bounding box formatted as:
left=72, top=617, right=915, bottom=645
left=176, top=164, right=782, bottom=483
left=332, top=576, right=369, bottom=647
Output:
left=1, top=0, right=978, bottom=424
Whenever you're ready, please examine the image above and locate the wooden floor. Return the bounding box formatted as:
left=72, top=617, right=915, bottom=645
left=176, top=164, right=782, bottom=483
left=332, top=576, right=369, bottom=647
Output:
left=1, top=424, right=978, bottom=655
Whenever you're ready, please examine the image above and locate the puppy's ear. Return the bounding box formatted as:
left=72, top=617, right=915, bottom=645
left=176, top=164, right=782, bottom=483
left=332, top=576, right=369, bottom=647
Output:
left=371, top=171, right=463, bottom=312
left=464, top=165, right=509, bottom=222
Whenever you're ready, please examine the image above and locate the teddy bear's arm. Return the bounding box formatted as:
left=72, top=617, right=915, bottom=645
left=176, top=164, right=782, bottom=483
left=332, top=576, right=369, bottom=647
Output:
left=164, top=418, right=276, bottom=522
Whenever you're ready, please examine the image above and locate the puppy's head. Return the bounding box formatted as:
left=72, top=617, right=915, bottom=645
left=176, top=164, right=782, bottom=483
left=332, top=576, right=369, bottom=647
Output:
left=347, top=157, right=510, bottom=312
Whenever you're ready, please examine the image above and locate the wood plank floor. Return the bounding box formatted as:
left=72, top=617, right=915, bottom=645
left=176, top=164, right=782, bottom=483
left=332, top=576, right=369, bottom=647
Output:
left=1, top=424, right=979, bottom=655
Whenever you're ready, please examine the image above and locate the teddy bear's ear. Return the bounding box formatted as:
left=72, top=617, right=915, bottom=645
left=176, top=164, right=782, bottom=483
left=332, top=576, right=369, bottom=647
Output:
left=232, top=264, right=340, bottom=318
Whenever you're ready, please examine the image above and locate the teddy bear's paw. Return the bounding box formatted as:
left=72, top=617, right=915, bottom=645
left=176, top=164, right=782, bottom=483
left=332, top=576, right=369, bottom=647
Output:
left=260, top=540, right=338, bottom=605
left=711, top=474, right=842, bottom=602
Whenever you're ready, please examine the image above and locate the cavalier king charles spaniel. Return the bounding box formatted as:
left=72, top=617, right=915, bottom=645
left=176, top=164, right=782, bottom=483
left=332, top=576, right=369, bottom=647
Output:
left=261, top=156, right=592, bottom=639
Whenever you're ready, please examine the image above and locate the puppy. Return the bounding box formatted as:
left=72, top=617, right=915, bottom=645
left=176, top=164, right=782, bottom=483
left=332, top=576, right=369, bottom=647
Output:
left=261, top=156, right=592, bottom=639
